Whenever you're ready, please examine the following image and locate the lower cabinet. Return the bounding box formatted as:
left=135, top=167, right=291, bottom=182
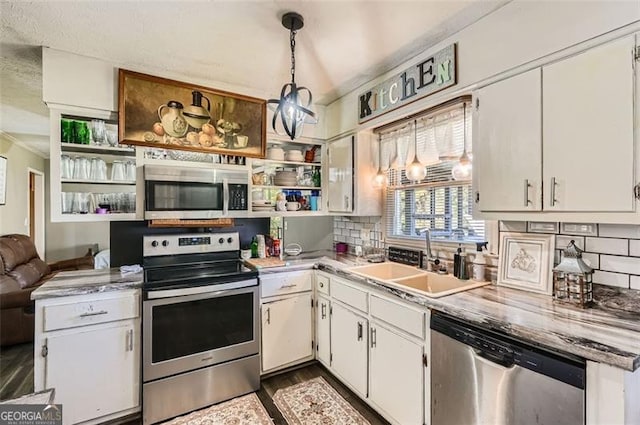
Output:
left=369, top=321, right=424, bottom=425
left=330, top=302, right=368, bottom=397
left=261, top=292, right=313, bottom=373
left=34, top=290, right=140, bottom=425
left=315, top=294, right=331, bottom=366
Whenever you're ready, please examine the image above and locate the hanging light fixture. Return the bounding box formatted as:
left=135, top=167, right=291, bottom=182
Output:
left=406, top=120, right=426, bottom=182
left=267, top=12, right=317, bottom=140
left=372, top=133, right=388, bottom=189
left=452, top=103, right=472, bottom=181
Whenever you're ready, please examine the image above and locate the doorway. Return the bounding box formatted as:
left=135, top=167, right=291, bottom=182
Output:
left=27, top=169, right=45, bottom=259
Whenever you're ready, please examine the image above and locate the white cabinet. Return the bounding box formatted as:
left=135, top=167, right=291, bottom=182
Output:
left=327, top=132, right=382, bottom=216
left=261, top=292, right=313, bottom=373
left=474, top=69, right=542, bottom=212
left=369, top=322, right=424, bottom=425
left=474, top=35, right=639, bottom=219
left=330, top=302, right=368, bottom=397
left=327, top=135, right=354, bottom=213
left=34, top=290, right=141, bottom=425
left=543, top=36, right=636, bottom=212
left=316, top=294, right=331, bottom=366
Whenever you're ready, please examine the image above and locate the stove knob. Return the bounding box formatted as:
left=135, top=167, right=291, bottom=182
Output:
left=162, top=240, right=169, bottom=247
left=227, top=237, right=233, bottom=244
left=218, top=238, right=225, bottom=244
left=151, top=240, right=158, bottom=247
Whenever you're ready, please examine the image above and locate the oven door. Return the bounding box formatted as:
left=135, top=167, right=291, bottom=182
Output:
left=143, top=280, right=259, bottom=382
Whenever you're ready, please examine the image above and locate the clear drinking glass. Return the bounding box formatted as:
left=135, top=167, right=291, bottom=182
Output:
left=125, top=161, right=136, bottom=181
left=91, top=120, right=106, bottom=145
left=61, top=192, right=74, bottom=213
left=61, top=155, right=73, bottom=179
left=73, top=157, right=90, bottom=180
left=111, top=161, right=126, bottom=181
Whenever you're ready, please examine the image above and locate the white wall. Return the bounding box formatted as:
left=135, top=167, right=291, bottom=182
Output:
left=325, top=0, right=640, bottom=138
left=0, top=134, right=46, bottom=237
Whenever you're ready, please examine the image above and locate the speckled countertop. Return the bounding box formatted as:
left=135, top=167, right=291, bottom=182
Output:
left=31, top=268, right=142, bottom=300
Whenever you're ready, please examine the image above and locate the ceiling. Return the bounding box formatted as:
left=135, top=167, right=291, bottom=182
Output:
left=0, top=0, right=507, bottom=157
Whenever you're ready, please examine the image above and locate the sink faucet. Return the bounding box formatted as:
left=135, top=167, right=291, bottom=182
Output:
left=421, top=229, right=441, bottom=271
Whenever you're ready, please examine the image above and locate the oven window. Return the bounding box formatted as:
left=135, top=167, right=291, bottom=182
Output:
left=147, top=181, right=222, bottom=210
left=151, top=292, right=254, bottom=363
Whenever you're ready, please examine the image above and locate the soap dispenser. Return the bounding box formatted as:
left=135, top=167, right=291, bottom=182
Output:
left=472, top=242, right=488, bottom=281
left=454, top=245, right=468, bottom=280
left=453, top=245, right=462, bottom=278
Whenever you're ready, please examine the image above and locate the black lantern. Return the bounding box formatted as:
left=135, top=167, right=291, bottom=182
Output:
left=552, top=240, right=594, bottom=308
left=267, top=12, right=317, bottom=140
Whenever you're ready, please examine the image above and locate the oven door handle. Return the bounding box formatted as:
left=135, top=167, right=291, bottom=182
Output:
left=146, top=280, right=254, bottom=299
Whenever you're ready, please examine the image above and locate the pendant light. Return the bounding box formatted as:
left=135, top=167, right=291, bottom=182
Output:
left=406, top=120, right=426, bottom=182
left=267, top=12, right=317, bottom=140
left=452, top=103, right=472, bottom=181
left=372, top=133, right=388, bottom=189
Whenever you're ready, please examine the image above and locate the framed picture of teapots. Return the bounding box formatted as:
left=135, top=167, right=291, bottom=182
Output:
left=118, top=69, right=266, bottom=158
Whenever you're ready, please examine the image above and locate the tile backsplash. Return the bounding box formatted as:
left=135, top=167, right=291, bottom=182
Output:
left=333, top=216, right=383, bottom=253
left=503, top=221, right=640, bottom=290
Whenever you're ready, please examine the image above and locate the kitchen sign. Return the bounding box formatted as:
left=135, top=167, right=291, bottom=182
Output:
left=358, top=44, right=457, bottom=123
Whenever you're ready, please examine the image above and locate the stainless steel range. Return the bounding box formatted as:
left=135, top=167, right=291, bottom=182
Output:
left=141, top=232, right=260, bottom=425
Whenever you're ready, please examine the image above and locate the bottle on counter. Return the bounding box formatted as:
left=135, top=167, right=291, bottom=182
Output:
left=472, top=242, right=489, bottom=281
left=250, top=237, right=258, bottom=258
left=256, top=235, right=266, bottom=259
left=454, top=245, right=468, bottom=280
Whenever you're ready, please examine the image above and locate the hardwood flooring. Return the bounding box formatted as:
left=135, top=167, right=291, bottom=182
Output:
left=0, top=349, right=389, bottom=425
left=0, top=342, right=34, bottom=401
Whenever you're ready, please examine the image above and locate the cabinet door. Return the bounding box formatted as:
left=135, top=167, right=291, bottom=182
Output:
left=315, top=295, right=331, bottom=366
left=369, top=323, right=424, bottom=425
left=327, top=135, right=354, bottom=213
left=474, top=69, right=542, bottom=211
left=543, top=36, right=635, bottom=212
left=330, top=302, right=368, bottom=396
left=261, top=293, right=313, bottom=372
left=44, top=322, right=139, bottom=425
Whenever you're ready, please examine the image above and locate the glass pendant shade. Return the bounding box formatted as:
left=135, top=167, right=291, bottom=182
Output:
left=372, top=169, right=388, bottom=188
left=267, top=12, right=317, bottom=140
left=406, top=157, right=426, bottom=182
left=451, top=151, right=472, bottom=181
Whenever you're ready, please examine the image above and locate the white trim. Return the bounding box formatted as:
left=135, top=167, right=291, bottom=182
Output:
left=0, top=131, right=49, bottom=159
left=27, top=168, right=46, bottom=260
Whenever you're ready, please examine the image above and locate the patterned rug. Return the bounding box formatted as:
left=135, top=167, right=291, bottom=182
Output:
left=161, top=393, right=274, bottom=425
left=273, top=377, right=371, bottom=425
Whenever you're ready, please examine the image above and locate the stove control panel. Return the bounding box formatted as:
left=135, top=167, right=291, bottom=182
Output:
left=143, top=232, right=240, bottom=257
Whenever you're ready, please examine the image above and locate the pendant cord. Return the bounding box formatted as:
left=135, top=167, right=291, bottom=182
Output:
left=290, top=29, right=297, bottom=85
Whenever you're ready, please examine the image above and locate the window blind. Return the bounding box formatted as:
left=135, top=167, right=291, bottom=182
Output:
left=378, top=102, right=485, bottom=244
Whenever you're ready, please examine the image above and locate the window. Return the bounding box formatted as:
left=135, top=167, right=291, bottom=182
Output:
left=380, top=101, right=484, bottom=244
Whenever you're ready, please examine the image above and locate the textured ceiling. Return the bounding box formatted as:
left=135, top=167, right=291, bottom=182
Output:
left=0, top=0, right=507, bottom=156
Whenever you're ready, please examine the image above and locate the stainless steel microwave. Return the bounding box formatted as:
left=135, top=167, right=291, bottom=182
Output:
left=144, top=165, right=248, bottom=219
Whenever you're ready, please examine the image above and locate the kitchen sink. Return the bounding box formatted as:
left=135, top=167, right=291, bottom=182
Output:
left=390, top=273, right=490, bottom=298
left=349, top=262, right=425, bottom=280
left=349, top=262, right=490, bottom=298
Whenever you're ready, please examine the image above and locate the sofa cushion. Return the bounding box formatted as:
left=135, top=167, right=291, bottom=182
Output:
left=7, top=260, right=47, bottom=289
left=0, top=252, right=4, bottom=275
left=0, top=235, right=38, bottom=272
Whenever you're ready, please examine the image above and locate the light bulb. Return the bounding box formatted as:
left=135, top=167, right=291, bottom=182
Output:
left=451, top=151, right=472, bottom=181
left=372, top=169, right=388, bottom=189
left=406, top=157, right=426, bottom=182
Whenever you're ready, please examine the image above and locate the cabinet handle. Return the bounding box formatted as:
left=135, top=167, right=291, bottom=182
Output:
left=634, top=183, right=640, bottom=200
left=550, top=177, right=558, bottom=207
left=279, top=284, right=296, bottom=289
left=344, top=195, right=349, bottom=210
left=371, top=328, right=377, bottom=348
left=79, top=310, right=108, bottom=318
left=41, top=339, right=48, bottom=358
left=266, top=307, right=271, bottom=325
left=127, top=329, right=133, bottom=352
left=524, top=179, right=531, bottom=206
left=321, top=303, right=326, bottom=319
left=357, top=322, right=363, bottom=341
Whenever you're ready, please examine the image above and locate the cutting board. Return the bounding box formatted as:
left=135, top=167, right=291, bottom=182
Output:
left=245, top=257, right=286, bottom=269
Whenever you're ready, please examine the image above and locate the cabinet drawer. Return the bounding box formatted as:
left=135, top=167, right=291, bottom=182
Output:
left=370, top=294, right=424, bottom=338
left=332, top=278, right=367, bottom=313
left=43, top=293, right=140, bottom=332
left=260, top=270, right=312, bottom=298
left=316, top=273, right=330, bottom=295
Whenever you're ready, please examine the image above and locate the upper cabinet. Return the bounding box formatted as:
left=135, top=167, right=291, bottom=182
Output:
left=327, top=132, right=382, bottom=216
left=473, top=35, right=639, bottom=221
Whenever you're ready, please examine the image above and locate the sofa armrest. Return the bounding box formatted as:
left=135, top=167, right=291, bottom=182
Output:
left=49, top=250, right=94, bottom=272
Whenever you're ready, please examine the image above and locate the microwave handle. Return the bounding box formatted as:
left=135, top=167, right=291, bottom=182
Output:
left=223, top=178, right=229, bottom=216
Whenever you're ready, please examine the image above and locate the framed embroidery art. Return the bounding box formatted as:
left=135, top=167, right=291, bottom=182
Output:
left=497, top=232, right=555, bottom=295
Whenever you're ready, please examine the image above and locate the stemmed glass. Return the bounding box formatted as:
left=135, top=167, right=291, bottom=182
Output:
left=91, top=120, right=106, bottom=145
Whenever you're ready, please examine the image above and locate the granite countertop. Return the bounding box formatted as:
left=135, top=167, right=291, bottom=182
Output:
left=315, top=260, right=640, bottom=372
left=31, top=268, right=143, bottom=300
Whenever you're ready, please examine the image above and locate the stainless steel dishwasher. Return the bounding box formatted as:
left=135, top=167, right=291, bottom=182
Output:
left=431, top=313, right=585, bottom=425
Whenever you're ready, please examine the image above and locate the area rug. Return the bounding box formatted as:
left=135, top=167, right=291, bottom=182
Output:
left=273, top=376, right=371, bottom=425
left=161, top=393, right=274, bottom=425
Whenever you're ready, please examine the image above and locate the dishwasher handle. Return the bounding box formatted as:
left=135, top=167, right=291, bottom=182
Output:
left=474, top=347, right=515, bottom=368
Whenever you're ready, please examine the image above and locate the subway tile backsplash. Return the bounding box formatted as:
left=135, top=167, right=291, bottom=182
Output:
left=509, top=222, right=640, bottom=290
left=333, top=216, right=383, bottom=253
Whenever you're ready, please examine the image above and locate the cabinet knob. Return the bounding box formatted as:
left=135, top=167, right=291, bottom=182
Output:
left=219, top=238, right=225, bottom=244
left=151, top=240, right=158, bottom=247
left=162, top=240, right=169, bottom=247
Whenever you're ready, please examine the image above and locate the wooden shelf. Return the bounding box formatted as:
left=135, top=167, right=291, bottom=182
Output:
left=57, top=213, right=137, bottom=222
left=62, top=179, right=136, bottom=185
left=60, top=143, right=135, bottom=155
left=252, top=159, right=321, bottom=167
left=252, top=185, right=321, bottom=190
left=249, top=210, right=327, bottom=217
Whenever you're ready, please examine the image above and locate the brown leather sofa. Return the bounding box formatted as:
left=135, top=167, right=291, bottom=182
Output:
left=0, top=234, right=94, bottom=347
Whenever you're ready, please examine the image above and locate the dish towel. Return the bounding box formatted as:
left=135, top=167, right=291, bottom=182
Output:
left=120, top=264, right=143, bottom=276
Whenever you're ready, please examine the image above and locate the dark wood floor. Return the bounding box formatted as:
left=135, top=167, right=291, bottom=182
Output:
left=0, top=342, right=34, bottom=401
left=0, top=345, right=389, bottom=425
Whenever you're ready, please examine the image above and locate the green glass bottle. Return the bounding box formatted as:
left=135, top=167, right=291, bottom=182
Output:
left=250, top=237, right=258, bottom=258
